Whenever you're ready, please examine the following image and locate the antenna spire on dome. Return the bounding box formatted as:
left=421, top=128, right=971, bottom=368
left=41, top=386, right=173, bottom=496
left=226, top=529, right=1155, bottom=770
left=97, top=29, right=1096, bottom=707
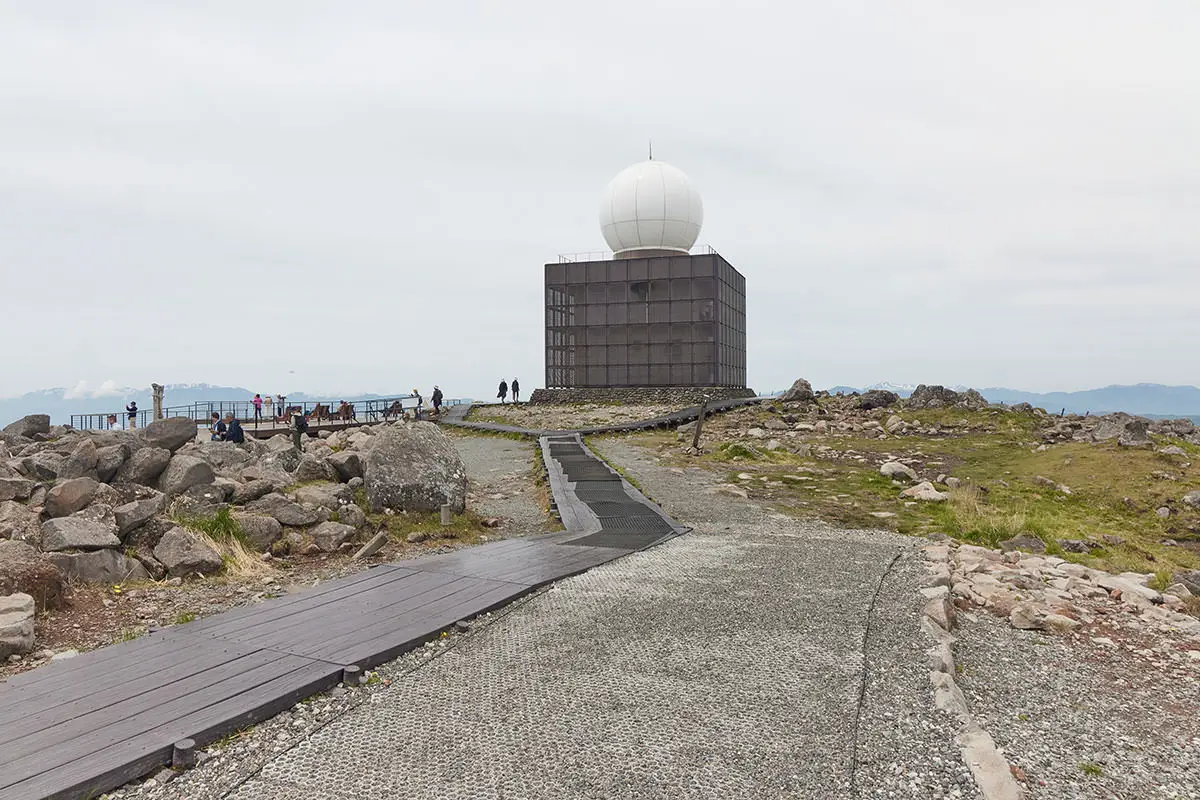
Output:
left=648, top=139, right=653, bottom=160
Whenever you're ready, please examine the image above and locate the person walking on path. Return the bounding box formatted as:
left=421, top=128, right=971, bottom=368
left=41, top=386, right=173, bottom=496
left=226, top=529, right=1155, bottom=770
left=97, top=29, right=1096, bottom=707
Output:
left=225, top=414, right=245, bottom=444
left=431, top=385, right=443, bottom=414
left=497, top=379, right=508, bottom=404
left=210, top=412, right=226, bottom=441
left=511, top=378, right=520, bottom=404
left=252, top=394, right=263, bottom=425
left=290, top=409, right=307, bottom=451
left=126, top=401, right=138, bottom=429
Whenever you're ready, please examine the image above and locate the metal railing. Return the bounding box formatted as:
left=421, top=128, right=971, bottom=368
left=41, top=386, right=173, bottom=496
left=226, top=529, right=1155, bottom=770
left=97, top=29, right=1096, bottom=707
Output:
left=70, top=395, right=468, bottom=431
left=557, top=244, right=717, bottom=263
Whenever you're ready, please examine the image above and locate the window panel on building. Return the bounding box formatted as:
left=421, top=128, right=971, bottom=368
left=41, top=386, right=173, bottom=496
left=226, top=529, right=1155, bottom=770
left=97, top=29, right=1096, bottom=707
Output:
left=608, top=303, right=628, bottom=324
left=567, top=263, right=587, bottom=283
left=670, top=256, right=691, bottom=278
left=609, top=260, right=628, bottom=281
left=629, top=324, right=648, bottom=344
left=648, top=302, right=669, bottom=324
left=649, top=258, right=671, bottom=279
left=649, top=364, right=670, bottom=385
left=586, top=304, right=606, bottom=325
left=648, top=280, right=668, bottom=302
left=671, top=363, right=692, bottom=384
left=628, top=259, right=649, bottom=281
left=649, top=323, right=670, bottom=343
left=587, top=262, right=607, bottom=283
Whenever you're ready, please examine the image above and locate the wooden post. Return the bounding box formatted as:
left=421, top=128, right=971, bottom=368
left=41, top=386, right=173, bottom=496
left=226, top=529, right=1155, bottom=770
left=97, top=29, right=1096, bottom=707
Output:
left=172, top=739, right=196, bottom=769
left=342, top=665, right=364, bottom=686
left=692, top=397, right=709, bottom=451
left=440, top=503, right=452, bottom=526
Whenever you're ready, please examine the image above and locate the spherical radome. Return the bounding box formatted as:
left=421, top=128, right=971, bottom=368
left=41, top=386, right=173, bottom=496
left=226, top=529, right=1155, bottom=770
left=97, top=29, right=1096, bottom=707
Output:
left=599, top=160, right=703, bottom=256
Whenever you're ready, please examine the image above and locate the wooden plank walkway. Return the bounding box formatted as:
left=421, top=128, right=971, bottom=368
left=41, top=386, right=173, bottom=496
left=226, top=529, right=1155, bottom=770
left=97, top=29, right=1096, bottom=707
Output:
left=0, top=431, right=681, bottom=800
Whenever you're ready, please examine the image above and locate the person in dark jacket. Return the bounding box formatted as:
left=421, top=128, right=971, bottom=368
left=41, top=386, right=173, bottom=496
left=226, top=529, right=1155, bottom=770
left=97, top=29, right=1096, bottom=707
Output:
left=511, top=378, right=520, bottom=404
left=126, top=401, right=138, bottom=429
left=431, top=385, right=443, bottom=413
left=210, top=412, right=226, bottom=441
left=498, top=379, right=508, bottom=404
left=224, top=414, right=245, bottom=444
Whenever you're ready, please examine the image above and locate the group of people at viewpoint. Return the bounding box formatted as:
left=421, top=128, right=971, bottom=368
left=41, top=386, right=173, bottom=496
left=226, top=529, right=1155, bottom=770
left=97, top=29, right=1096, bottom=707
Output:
left=497, top=378, right=520, bottom=404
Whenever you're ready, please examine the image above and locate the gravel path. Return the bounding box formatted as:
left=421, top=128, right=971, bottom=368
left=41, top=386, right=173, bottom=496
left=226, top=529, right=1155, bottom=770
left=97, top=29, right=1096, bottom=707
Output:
left=452, top=432, right=555, bottom=534
left=955, top=611, right=1200, bottom=799
left=193, top=437, right=977, bottom=799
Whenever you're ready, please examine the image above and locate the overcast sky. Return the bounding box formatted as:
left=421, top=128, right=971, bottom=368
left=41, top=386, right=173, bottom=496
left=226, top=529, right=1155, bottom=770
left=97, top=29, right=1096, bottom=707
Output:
left=1, top=1, right=1196, bottom=400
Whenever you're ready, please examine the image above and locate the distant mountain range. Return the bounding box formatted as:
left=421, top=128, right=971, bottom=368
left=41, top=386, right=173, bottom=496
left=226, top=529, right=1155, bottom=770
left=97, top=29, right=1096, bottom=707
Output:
left=0, top=384, right=400, bottom=427
left=819, top=382, right=1200, bottom=423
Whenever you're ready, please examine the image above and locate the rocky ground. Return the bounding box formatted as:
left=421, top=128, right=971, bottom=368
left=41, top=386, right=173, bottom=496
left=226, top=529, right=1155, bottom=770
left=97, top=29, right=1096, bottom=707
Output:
left=1, top=430, right=550, bottom=679
left=467, top=401, right=677, bottom=430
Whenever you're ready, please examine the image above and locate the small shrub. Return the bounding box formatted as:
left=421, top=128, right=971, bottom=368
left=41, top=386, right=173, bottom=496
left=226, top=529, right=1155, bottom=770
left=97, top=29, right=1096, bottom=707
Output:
left=716, top=442, right=762, bottom=461
left=173, top=611, right=197, bottom=625
left=1078, top=762, right=1103, bottom=777
left=1148, top=570, right=1173, bottom=592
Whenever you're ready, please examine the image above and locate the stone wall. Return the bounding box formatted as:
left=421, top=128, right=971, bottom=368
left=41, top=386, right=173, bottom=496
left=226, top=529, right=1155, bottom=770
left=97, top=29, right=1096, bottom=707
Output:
left=529, top=387, right=755, bottom=406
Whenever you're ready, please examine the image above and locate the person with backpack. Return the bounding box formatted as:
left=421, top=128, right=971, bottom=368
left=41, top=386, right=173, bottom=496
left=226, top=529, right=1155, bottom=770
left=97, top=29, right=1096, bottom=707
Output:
left=497, top=379, right=508, bottom=404
left=431, top=385, right=443, bottom=414
left=225, top=414, right=245, bottom=444
left=291, top=410, right=307, bottom=451
left=412, top=388, right=423, bottom=420
left=511, top=378, right=520, bottom=404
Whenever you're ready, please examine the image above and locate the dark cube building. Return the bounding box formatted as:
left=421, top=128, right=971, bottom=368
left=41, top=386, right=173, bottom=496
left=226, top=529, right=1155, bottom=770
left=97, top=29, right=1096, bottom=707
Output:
left=544, top=250, right=746, bottom=389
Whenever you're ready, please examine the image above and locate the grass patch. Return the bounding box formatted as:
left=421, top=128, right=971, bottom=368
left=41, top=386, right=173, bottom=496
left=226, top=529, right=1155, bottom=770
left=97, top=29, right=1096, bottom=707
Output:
left=115, top=627, right=143, bottom=642
left=632, top=405, right=1200, bottom=574
left=174, top=507, right=247, bottom=547
left=173, top=611, right=197, bottom=625
left=1078, top=762, right=1103, bottom=777
left=174, top=507, right=274, bottom=579
left=1148, top=570, right=1175, bottom=591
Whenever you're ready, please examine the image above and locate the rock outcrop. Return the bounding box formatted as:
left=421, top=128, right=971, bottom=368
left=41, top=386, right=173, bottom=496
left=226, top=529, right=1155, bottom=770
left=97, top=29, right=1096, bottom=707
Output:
left=0, top=592, right=35, bottom=660
left=363, top=423, right=468, bottom=513
left=153, top=528, right=224, bottom=577
left=778, top=378, right=815, bottom=404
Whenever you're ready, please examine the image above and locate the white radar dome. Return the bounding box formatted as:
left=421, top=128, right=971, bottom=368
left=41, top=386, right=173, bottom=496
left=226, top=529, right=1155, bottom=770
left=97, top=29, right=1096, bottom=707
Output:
left=599, top=160, right=703, bottom=256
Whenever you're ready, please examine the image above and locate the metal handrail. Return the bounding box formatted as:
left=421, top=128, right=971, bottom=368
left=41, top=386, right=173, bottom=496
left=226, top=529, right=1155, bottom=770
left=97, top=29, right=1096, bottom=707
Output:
left=69, top=394, right=469, bottom=431
left=557, top=244, right=717, bottom=263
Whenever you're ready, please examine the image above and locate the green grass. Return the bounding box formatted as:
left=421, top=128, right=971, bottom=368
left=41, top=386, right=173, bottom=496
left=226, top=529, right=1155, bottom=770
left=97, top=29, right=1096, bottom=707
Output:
left=625, top=406, right=1200, bottom=576
left=1078, top=762, right=1103, bottom=777
left=173, top=507, right=248, bottom=547
left=173, top=611, right=197, bottom=625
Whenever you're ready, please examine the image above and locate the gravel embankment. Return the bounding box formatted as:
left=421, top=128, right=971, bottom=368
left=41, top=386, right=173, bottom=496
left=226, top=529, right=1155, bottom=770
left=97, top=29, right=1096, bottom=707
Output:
left=955, top=612, right=1200, bottom=799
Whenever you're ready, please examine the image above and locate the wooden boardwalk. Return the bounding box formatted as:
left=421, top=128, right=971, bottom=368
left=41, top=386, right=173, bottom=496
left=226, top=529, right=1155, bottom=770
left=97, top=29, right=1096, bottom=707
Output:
left=0, top=432, right=678, bottom=800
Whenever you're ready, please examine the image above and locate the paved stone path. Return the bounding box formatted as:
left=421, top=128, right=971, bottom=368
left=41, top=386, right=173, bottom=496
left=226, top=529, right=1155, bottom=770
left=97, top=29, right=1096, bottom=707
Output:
left=222, top=442, right=977, bottom=799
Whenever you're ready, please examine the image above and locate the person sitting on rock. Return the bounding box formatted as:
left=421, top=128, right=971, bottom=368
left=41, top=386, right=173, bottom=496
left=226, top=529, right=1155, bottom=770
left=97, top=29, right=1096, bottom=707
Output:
left=225, top=414, right=245, bottom=444
left=210, top=412, right=226, bottom=441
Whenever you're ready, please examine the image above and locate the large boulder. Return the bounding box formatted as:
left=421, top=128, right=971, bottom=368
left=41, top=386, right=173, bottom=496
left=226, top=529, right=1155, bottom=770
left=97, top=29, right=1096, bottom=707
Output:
left=116, top=447, right=172, bottom=486
left=778, top=378, right=815, bottom=404
left=857, top=390, right=899, bottom=411
left=900, top=481, right=950, bottom=502
left=230, top=513, right=282, bottom=551
left=294, top=483, right=354, bottom=510
left=57, top=439, right=99, bottom=480
left=231, top=479, right=274, bottom=505
left=245, top=493, right=321, bottom=527
left=0, top=501, right=39, bottom=542
left=905, top=385, right=961, bottom=409
left=141, top=417, right=200, bottom=453
left=46, top=549, right=149, bottom=584
left=363, top=423, right=467, bottom=513
left=114, top=495, right=167, bottom=538
left=44, top=477, right=99, bottom=518
left=0, top=592, right=35, bottom=660
left=328, top=451, right=363, bottom=482
left=153, top=527, right=224, bottom=577
left=311, top=521, right=356, bottom=552
left=158, top=455, right=215, bottom=496
left=95, top=444, right=129, bottom=483
left=41, top=517, right=121, bottom=552
left=294, top=454, right=336, bottom=483
left=1179, top=490, right=1200, bottom=509
left=27, top=452, right=63, bottom=481
left=880, top=462, right=918, bottom=482
left=0, top=540, right=66, bottom=610
left=0, top=478, right=34, bottom=502
left=2, top=415, right=50, bottom=440
left=194, top=441, right=254, bottom=477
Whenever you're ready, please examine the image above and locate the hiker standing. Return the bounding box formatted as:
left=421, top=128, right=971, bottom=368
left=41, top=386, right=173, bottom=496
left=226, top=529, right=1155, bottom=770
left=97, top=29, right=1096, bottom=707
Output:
left=290, top=409, right=307, bottom=451
left=412, top=388, right=424, bottom=420
left=511, top=378, right=520, bottom=404
left=126, top=401, right=138, bottom=429
left=497, top=379, right=508, bottom=404
left=431, top=385, right=443, bottom=414
left=252, top=394, right=263, bottom=424
left=276, top=394, right=287, bottom=422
